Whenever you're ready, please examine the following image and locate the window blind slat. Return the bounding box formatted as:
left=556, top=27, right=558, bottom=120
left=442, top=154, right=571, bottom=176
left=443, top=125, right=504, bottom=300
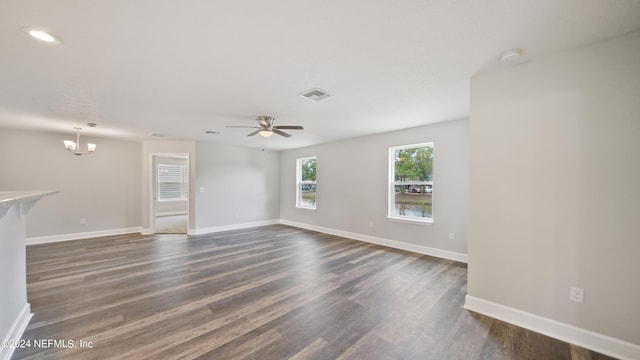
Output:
left=157, top=164, right=189, bottom=200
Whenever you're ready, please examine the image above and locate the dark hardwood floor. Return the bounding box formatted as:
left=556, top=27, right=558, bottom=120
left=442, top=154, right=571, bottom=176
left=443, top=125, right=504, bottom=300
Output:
left=13, top=225, right=615, bottom=359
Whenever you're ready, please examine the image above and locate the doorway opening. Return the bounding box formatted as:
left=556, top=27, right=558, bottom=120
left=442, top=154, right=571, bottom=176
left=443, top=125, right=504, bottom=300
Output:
left=153, top=155, right=189, bottom=234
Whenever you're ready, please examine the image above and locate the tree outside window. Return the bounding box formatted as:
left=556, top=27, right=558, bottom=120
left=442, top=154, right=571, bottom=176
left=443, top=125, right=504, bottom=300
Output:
left=389, top=143, right=433, bottom=222
left=296, top=157, right=316, bottom=209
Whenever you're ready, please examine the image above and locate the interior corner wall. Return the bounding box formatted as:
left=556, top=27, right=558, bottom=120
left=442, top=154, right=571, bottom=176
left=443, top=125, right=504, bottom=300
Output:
left=279, top=119, right=469, bottom=257
left=468, top=31, right=640, bottom=347
left=194, top=142, right=280, bottom=231
left=0, top=128, right=142, bottom=238
left=141, top=140, right=196, bottom=232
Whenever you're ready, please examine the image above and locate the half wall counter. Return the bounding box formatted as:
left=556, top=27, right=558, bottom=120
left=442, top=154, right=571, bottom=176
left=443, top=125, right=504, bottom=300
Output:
left=0, top=190, right=57, bottom=360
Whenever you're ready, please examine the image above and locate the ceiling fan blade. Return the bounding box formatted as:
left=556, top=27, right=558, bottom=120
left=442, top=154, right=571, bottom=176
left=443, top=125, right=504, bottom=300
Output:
left=273, top=129, right=292, bottom=137
left=225, top=125, right=260, bottom=129
left=247, top=130, right=260, bottom=136
left=273, top=125, right=304, bottom=130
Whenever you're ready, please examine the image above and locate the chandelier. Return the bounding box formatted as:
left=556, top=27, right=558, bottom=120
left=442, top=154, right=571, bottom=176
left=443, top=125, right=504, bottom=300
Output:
left=63, top=127, right=96, bottom=156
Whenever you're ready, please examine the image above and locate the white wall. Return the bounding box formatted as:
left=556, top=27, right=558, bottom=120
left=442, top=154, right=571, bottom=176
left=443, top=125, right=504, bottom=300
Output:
left=154, top=198, right=188, bottom=215
left=468, top=30, right=640, bottom=350
left=0, top=128, right=142, bottom=238
left=194, top=142, right=280, bottom=231
left=279, top=119, right=469, bottom=257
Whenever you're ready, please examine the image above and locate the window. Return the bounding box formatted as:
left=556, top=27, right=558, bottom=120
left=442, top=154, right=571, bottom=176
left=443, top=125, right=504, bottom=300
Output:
left=296, top=156, right=316, bottom=209
left=389, top=143, right=433, bottom=222
left=157, top=164, right=189, bottom=201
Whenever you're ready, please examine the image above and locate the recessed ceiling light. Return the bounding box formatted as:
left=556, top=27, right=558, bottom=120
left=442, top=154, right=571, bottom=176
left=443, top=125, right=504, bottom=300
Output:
left=500, top=49, right=523, bottom=62
left=26, top=29, right=60, bottom=44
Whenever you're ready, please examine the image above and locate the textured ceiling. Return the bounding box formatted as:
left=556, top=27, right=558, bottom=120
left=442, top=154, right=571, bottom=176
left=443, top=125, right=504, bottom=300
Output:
left=1, top=0, right=640, bottom=150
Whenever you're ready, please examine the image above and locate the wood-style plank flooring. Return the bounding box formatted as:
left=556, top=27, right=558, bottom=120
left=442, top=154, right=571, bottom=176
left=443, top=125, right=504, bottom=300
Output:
left=13, top=225, right=615, bottom=359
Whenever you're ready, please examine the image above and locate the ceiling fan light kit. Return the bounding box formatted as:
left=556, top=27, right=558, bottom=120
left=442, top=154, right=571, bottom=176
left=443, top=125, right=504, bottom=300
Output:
left=225, top=116, right=304, bottom=138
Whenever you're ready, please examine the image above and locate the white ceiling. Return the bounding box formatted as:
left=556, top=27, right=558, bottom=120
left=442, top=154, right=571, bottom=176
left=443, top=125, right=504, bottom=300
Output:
left=2, top=1, right=640, bottom=150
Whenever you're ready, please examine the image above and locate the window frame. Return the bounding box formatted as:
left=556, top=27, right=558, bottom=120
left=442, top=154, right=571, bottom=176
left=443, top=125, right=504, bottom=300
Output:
left=296, top=156, right=317, bottom=210
left=388, top=142, right=434, bottom=224
left=157, top=163, right=189, bottom=202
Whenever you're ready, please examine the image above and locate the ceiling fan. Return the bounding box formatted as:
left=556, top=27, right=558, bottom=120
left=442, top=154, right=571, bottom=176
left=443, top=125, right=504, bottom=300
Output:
left=225, top=116, right=303, bottom=138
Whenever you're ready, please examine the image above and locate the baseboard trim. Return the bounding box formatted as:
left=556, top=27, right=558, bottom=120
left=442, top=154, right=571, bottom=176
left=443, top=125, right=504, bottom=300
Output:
left=191, top=220, right=280, bottom=236
left=155, top=211, right=188, bottom=217
left=24, top=221, right=468, bottom=266
left=464, top=295, right=640, bottom=360
left=26, top=227, right=143, bottom=245
left=278, top=219, right=468, bottom=263
left=0, top=303, right=32, bottom=360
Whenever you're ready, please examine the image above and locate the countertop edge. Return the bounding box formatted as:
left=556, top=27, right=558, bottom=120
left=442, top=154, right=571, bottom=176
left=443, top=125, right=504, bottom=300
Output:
left=0, top=190, right=59, bottom=207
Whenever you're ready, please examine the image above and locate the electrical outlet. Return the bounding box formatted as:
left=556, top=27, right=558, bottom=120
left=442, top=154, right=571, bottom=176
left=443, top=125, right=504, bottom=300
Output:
left=80, top=218, right=86, bottom=225
left=570, top=286, right=584, bottom=303
left=449, top=232, right=455, bottom=240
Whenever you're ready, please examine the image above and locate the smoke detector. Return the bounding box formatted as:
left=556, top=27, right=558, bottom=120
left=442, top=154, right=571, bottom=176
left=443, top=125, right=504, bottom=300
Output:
left=500, top=49, right=523, bottom=63
left=300, top=88, right=330, bottom=102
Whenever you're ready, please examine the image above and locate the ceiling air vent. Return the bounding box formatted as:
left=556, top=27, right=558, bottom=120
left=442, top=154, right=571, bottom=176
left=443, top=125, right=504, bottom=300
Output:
left=300, top=88, right=330, bottom=102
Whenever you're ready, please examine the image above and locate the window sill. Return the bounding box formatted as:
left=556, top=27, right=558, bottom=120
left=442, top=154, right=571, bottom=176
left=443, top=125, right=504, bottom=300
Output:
left=387, top=216, right=433, bottom=226
left=296, top=206, right=317, bottom=211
